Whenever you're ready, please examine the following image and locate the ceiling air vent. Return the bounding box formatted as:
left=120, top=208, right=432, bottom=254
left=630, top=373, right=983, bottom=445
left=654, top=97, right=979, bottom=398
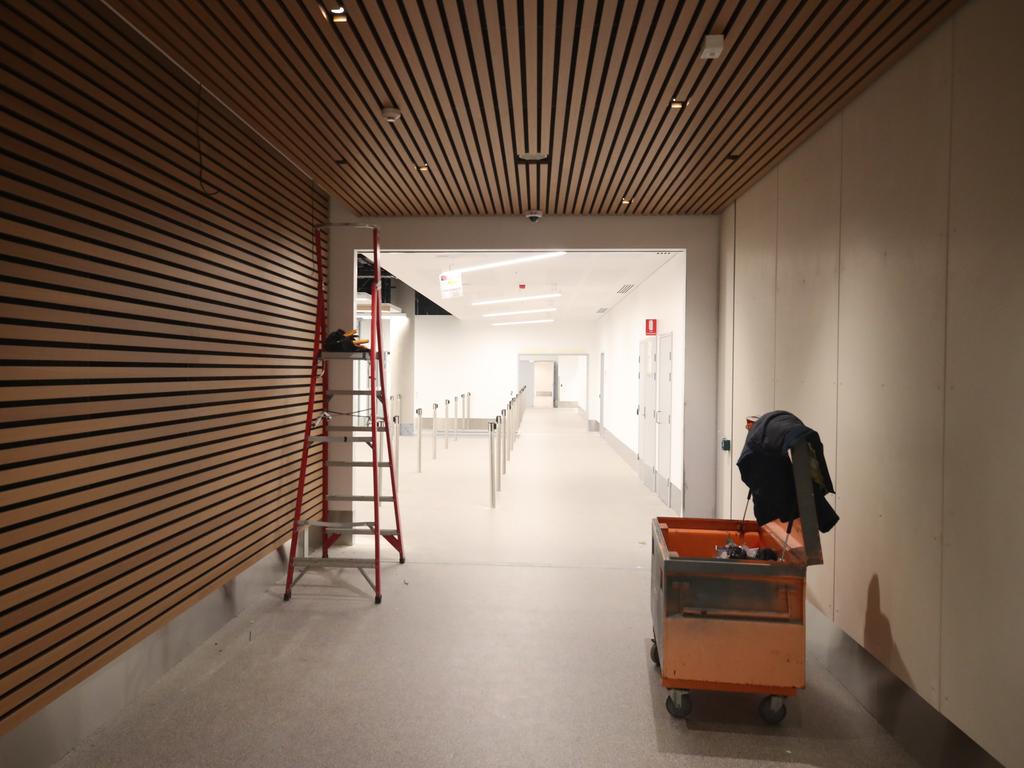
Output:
left=616, top=284, right=634, bottom=294
left=596, top=307, right=608, bottom=314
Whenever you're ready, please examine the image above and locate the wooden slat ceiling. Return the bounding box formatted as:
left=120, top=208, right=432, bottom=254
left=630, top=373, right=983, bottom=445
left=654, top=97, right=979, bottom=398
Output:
left=108, top=0, right=963, bottom=217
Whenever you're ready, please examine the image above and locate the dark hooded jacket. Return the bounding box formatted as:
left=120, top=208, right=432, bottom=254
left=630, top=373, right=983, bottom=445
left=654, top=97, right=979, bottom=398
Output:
left=737, top=410, right=838, bottom=533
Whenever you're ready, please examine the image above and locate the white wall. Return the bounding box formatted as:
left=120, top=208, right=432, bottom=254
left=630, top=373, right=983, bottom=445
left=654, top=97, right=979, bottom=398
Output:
left=414, top=316, right=596, bottom=421
left=597, top=255, right=686, bottom=496
left=326, top=215, right=720, bottom=515
left=555, top=355, right=587, bottom=408
left=716, top=1, right=1023, bottom=762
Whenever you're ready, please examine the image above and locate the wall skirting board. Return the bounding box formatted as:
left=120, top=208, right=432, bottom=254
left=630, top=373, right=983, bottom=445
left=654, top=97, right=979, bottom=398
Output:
left=0, top=547, right=289, bottom=768
left=599, top=428, right=683, bottom=515
left=805, top=605, right=1002, bottom=768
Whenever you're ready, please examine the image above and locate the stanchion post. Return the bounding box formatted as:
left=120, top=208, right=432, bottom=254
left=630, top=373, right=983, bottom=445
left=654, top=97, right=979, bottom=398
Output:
left=432, top=403, right=438, bottom=459
left=392, top=415, right=399, bottom=482
left=444, top=399, right=450, bottom=449
left=416, top=408, right=422, bottom=473
left=489, top=420, right=496, bottom=508
left=467, top=392, right=472, bottom=431
left=495, top=416, right=502, bottom=492
left=501, top=408, right=507, bottom=475
left=507, top=403, right=516, bottom=462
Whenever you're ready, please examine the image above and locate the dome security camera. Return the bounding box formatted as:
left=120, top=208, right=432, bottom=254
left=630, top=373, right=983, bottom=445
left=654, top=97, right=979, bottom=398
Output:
left=525, top=210, right=543, bottom=223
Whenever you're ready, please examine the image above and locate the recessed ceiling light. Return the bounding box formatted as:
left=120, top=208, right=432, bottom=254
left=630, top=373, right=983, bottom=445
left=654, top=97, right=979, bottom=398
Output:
left=482, top=307, right=558, bottom=318
left=491, top=318, right=556, bottom=327
left=455, top=250, right=565, bottom=275
left=417, top=163, right=429, bottom=172
left=670, top=99, right=684, bottom=110
left=515, top=151, right=550, bottom=165
left=472, top=292, right=562, bottom=307
left=381, top=107, right=402, bottom=123
left=621, top=198, right=631, bottom=206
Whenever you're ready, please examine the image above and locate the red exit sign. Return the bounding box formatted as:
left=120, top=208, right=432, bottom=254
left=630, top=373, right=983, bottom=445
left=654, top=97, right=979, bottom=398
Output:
left=645, top=318, right=657, bottom=336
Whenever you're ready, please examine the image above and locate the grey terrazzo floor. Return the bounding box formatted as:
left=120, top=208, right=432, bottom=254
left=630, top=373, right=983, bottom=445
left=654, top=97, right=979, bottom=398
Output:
left=53, top=409, right=917, bottom=768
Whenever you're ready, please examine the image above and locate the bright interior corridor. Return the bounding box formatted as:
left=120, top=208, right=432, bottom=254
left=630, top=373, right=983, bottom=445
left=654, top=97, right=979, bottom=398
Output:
left=52, top=409, right=915, bottom=768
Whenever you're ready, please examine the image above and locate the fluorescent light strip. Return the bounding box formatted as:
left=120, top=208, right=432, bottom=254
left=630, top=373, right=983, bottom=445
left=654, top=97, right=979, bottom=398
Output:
left=455, top=251, right=566, bottom=275
left=491, top=318, right=555, bottom=327
left=472, top=292, right=562, bottom=307
left=482, top=307, right=557, bottom=318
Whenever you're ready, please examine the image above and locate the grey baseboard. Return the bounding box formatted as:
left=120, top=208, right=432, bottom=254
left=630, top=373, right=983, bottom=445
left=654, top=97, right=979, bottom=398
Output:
left=600, top=428, right=684, bottom=515
left=587, top=419, right=600, bottom=432
left=0, top=545, right=289, bottom=768
left=599, top=426, right=639, bottom=471
left=670, top=481, right=684, bottom=514
left=805, top=604, right=1001, bottom=768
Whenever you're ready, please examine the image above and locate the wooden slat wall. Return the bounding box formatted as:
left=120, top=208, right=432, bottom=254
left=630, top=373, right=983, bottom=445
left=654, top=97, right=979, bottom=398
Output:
left=0, top=0, right=327, bottom=732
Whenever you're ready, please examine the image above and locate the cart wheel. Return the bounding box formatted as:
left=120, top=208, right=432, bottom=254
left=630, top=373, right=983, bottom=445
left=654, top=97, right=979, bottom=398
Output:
left=759, top=695, right=787, bottom=725
left=665, top=690, right=692, bottom=719
left=649, top=641, right=660, bottom=667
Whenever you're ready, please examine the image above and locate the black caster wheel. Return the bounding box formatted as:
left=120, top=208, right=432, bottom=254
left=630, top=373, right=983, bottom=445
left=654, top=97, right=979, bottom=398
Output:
left=665, top=691, right=692, bottom=719
left=399, top=556, right=406, bottom=564
left=649, top=641, right=660, bottom=667
left=759, top=695, right=787, bottom=725
left=283, top=591, right=291, bottom=602
left=374, top=594, right=382, bottom=605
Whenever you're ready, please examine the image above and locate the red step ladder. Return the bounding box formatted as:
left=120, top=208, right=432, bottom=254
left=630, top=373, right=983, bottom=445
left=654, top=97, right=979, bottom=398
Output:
left=284, top=224, right=405, bottom=604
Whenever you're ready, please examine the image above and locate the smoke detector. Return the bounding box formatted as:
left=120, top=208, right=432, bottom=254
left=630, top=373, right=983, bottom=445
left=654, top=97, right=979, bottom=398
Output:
left=381, top=107, right=402, bottom=123
left=699, top=34, right=724, bottom=60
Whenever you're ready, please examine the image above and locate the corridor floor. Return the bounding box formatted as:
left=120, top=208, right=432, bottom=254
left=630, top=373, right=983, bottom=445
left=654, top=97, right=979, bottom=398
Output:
left=54, top=409, right=918, bottom=768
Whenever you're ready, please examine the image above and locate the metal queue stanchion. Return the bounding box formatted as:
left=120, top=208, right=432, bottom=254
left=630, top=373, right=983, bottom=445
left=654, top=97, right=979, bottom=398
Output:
left=454, top=394, right=460, bottom=441
left=432, top=402, right=438, bottom=459
left=416, top=408, right=423, bottom=473
left=495, top=415, right=502, bottom=492
left=460, top=393, right=466, bottom=434
left=392, top=415, right=400, bottom=481
left=489, top=420, right=497, bottom=508
left=500, top=408, right=507, bottom=476
left=467, top=392, right=471, bottom=429
left=444, top=398, right=450, bottom=449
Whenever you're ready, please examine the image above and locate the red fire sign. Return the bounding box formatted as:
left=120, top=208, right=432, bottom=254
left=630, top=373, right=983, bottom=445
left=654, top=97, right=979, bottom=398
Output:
left=645, top=318, right=657, bottom=336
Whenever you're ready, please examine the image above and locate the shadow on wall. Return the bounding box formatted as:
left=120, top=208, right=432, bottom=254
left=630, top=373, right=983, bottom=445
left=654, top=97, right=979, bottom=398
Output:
left=863, top=574, right=912, bottom=686
left=860, top=575, right=1001, bottom=768
left=862, top=574, right=914, bottom=733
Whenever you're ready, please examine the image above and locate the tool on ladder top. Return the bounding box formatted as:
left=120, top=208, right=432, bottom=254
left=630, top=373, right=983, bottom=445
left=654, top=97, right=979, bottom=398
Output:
left=284, top=224, right=405, bottom=605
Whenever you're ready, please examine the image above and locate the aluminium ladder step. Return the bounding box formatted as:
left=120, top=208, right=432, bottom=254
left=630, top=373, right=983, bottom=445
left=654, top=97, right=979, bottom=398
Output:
left=328, top=460, right=391, bottom=467
left=309, top=435, right=373, bottom=445
left=321, top=351, right=379, bottom=360
left=327, top=388, right=384, bottom=398
left=296, top=520, right=399, bottom=536
left=292, top=557, right=378, bottom=570
left=329, top=494, right=395, bottom=503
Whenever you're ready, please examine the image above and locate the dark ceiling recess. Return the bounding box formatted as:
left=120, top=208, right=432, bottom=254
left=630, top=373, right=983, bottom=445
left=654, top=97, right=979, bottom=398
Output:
left=357, top=253, right=392, bottom=304
left=109, top=0, right=964, bottom=216
left=415, top=294, right=451, bottom=316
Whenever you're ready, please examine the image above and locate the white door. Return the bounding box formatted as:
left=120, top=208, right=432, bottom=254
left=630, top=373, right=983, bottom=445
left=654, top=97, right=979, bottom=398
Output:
left=638, top=339, right=657, bottom=490
left=656, top=333, right=672, bottom=507
left=533, top=361, right=554, bottom=408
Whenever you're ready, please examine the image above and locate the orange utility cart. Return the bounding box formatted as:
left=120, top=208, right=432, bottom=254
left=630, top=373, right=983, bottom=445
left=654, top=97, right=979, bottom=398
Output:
left=649, top=441, right=824, bottom=724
